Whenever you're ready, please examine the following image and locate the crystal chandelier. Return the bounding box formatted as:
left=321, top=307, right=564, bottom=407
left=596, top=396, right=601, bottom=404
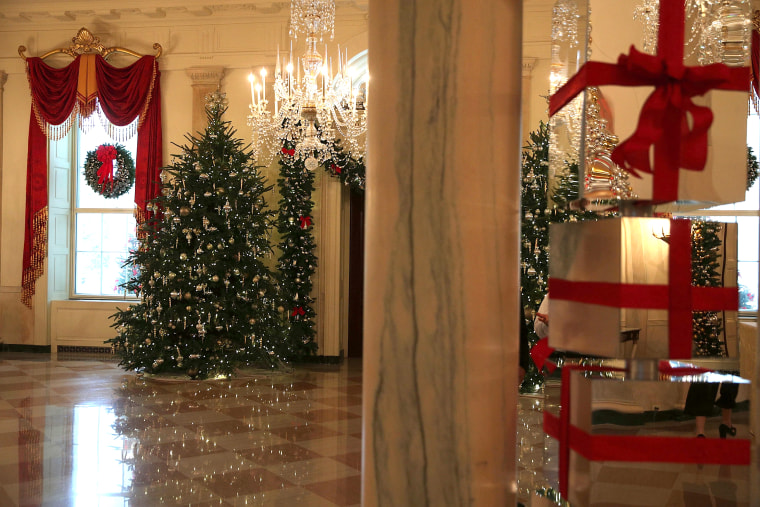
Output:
left=247, top=0, right=367, bottom=169
left=634, top=0, right=752, bottom=66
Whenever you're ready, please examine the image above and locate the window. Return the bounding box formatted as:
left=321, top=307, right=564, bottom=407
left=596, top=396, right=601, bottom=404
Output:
left=72, top=123, right=138, bottom=298
left=679, top=113, right=760, bottom=313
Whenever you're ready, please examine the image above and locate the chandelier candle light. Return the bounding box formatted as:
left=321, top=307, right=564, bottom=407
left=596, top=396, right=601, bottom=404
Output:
left=247, top=0, right=367, bottom=169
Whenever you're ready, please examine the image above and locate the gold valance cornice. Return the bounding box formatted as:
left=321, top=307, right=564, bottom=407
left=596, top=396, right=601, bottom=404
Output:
left=18, top=27, right=162, bottom=61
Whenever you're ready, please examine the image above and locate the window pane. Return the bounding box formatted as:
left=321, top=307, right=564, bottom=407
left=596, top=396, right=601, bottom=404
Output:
left=74, top=213, right=136, bottom=297
left=737, top=216, right=759, bottom=262
left=75, top=214, right=102, bottom=252
left=76, top=122, right=137, bottom=210
left=738, top=261, right=758, bottom=311
left=75, top=251, right=102, bottom=295
left=101, top=252, right=128, bottom=297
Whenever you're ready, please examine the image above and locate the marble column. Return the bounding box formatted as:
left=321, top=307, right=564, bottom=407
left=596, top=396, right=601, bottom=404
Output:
left=363, top=2, right=523, bottom=505
left=185, top=66, right=225, bottom=134
left=0, top=70, right=6, bottom=270
left=521, top=58, right=538, bottom=145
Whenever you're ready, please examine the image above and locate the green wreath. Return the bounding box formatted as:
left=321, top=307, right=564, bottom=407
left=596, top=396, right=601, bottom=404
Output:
left=84, top=143, right=135, bottom=198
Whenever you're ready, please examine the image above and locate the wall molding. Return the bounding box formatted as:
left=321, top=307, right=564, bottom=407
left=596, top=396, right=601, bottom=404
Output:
left=0, top=2, right=368, bottom=26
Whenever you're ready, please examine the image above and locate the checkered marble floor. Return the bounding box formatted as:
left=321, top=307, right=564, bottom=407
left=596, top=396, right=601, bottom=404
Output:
left=1, top=353, right=752, bottom=506
left=0, top=353, right=362, bottom=506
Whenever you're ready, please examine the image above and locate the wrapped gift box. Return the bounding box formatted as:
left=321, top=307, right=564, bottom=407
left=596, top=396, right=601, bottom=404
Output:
left=549, top=0, right=749, bottom=205
left=548, top=217, right=738, bottom=358
left=542, top=360, right=751, bottom=506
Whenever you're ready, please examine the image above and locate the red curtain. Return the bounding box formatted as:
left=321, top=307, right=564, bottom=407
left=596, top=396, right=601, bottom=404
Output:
left=22, top=55, right=162, bottom=307
left=753, top=29, right=760, bottom=107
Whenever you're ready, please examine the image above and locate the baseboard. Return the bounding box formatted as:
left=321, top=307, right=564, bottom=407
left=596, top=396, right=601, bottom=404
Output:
left=292, top=355, right=343, bottom=365
left=57, top=345, right=114, bottom=354
left=0, top=344, right=51, bottom=353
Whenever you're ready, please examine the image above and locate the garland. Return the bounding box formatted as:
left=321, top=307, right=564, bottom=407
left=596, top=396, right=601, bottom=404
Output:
left=83, top=143, right=135, bottom=198
left=276, top=141, right=319, bottom=359
left=322, top=140, right=366, bottom=194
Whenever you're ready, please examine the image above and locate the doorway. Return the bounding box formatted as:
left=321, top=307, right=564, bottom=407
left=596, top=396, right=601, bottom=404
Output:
left=346, top=190, right=364, bottom=357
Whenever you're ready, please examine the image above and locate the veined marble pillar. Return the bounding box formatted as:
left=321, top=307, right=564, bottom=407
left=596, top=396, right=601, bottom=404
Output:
left=363, top=1, right=523, bottom=505
left=0, top=71, right=6, bottom=270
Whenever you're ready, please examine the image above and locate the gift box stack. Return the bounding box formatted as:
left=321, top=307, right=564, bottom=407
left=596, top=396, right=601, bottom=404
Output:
left=541, top=0, right=754, bottom=504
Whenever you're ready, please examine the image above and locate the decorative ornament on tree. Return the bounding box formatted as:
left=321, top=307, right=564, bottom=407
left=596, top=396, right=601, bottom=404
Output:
left=83, top=143, right=135, bottom=198
left=299, top=215, right=312, bottom=229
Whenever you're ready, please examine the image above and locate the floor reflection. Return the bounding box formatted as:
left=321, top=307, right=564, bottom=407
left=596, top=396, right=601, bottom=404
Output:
left=0, top=354, right=362, bottom=506
left=2, top=353, right=751, bottom=506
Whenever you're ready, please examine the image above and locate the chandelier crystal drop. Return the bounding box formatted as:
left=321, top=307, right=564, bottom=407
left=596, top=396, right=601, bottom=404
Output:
left=247, top=0, right=367, bottom=167
left=634, top=0, right=752, bottom=66
left=290, top=0, right=335, bottom=41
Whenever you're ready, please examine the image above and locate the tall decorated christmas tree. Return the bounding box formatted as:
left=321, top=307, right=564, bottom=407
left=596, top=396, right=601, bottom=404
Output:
left=109, top=92, right=284, bottom=379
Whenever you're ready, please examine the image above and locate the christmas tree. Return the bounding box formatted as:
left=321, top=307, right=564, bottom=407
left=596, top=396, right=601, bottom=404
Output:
left=108, top=92, right=284, bottom=379
left=691, top=220, right=726, bottom=357
left=520, top=122, right=552, bottom=315
left=520, top=122, right=601, bottom=391
left=275, top=144, right=319, bottom=359
left=520, top=122, right=598, bottom=319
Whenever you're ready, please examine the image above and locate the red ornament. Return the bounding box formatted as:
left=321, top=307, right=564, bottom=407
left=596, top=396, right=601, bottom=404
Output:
left=96, top=144, right=118, bottom=191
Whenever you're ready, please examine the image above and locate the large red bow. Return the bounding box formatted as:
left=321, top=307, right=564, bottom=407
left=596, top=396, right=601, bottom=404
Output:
left=331, top=163, right=342, bottom=174
left=548, top=0, right=748, bottom=201
left=299, top=215, right=312, bottom=229
left=610, top=47, right=739, bottom=179
left=291, top=306, right=305, bottom=317
left=281, top=147, right=295, bottom=157
left=96, top=144, right=118, bottom=190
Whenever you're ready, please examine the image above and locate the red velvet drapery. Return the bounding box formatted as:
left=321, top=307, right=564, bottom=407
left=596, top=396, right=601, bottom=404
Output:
left=22, top=54, right=162, bottom=307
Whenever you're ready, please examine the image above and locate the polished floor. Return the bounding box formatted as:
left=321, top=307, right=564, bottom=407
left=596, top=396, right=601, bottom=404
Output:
left=0, top=353, right=752, bottom=506
left=0, top=353, right=363, bottom=506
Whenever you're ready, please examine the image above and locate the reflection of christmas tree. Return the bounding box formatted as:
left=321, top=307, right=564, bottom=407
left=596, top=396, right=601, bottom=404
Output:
left=521, top=122, right=597, bottom=316
left=691, top=220, right=725, bottom=357
left=520, top=122, right=600, bottom=391
left=108, top=92, right=284, bottom=379
left=275, top=145, right=318, bottom=359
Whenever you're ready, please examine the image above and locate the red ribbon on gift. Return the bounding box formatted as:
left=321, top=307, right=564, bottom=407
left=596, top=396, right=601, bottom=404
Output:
left=281, top=147, right=295, bottom=157
left=291, top=306, right=305, bottom=317
left=550, top=219, right=739, bottom=359
left=549, top=0, right=749, bottom=201
left=96, top=144, right=118, bottom=191
left=299, top=215, right=312, bottom=229
left=530, top=337, right=557, bottom=373
left=547, top=363, right=750, bottom=499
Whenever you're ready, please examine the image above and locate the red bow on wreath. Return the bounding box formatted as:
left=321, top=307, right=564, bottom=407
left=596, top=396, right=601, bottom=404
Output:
left=96, top=144, right=118, bottom=191
left=331, top=163, right=342, bottom=174
left=299, top=215, right=312, bottom=229
left=291, top=306, right=305, bottom=317
left=281, top=147, right=295, bottom=157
